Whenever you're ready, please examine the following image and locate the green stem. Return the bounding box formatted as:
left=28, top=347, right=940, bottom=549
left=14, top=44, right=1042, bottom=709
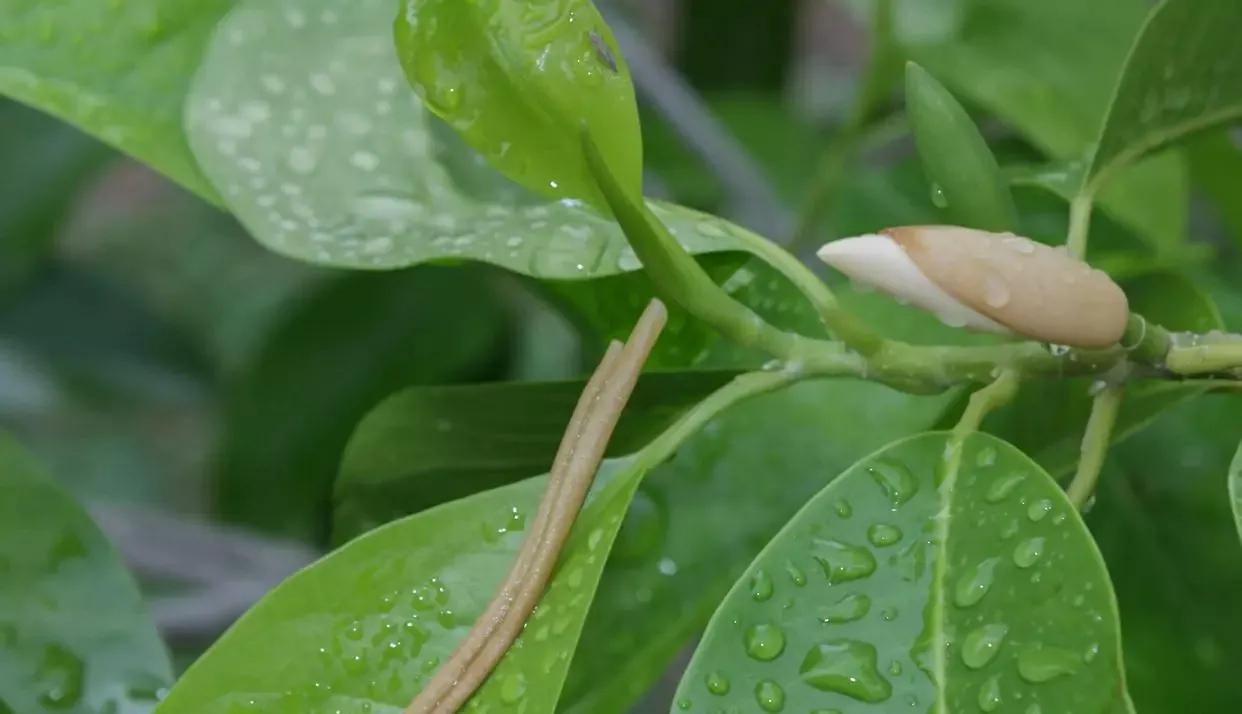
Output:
left=1165, top=340, right=1242, bottom=375
left=1067, top=387, right=1124, bottom=509
left=1066, top=192, right=1095, bottom=259
left=952, top=369, right=1021, bottom=438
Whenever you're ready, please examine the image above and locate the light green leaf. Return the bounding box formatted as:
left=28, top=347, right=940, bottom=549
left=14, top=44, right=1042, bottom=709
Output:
left=395, top=0, right=640, bottom=209
left=674, top=433, right=1127, bottom=713
left=0, top=433, right=173, bottom=714
left=215, top=266, right=508, bottom=541
left=332, top=369, right=737, bottom=541
left=1231, top=437, right=1242, bottom=545
left=908, top=0, right=1189, bottom=249
left=1187, top=130, right=1242, bottom=250
left=184, top=0, right=747, bottom=276
left=0, top=0, right=230, bottom=199
left=1087, top=0, right=1242, bottom=192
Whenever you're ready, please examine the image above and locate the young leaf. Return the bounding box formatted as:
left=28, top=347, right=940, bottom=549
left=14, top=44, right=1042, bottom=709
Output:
left=395, top=0, right=641, bottom=208
left=0, top=0, right=231, bottom=200
left=674, top=433, right=1128, bottom=713
left=183, top=0, right=746, bottom=276
left=1231, top=437, right=1242, bottom=544
left=332, top=369, right=738, bottom=541
left=1087, top=0, right=1242, bottom=192
left=905, top=63, right=1017, bottom=231
left=0, top=434, right=173, bottom=713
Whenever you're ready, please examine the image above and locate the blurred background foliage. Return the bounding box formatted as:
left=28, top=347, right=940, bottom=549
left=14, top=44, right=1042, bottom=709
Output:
left=1, top=0, right=1240, bottom=711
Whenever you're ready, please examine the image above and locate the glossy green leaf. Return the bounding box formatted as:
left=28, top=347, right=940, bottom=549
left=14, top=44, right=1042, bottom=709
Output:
left=332, top=369, right=737, bottom=541
left=184, top=0, right=746, bottom=276
left=0, top=0, right=230, bottom=199
left=1090, top=395, right=1242, bottom=711
left=905, top=62, right=1017, bottom=231
left=907, top=0, right=1188, bottom=249
left=216, top=266, right=508, bottom=541
left=1187, top=130, right=1242, bottom=250
left=1231, top=437, right=1242, bottom=545
left=674, top=433, right=1127, bottom=713
left=0, top=100, right=110, bottom=298
left=1087, top=0, right=1242, bottom=192
left=395, top=0, right=641, bottom=209
left=0, top=433, right=173, bottom=713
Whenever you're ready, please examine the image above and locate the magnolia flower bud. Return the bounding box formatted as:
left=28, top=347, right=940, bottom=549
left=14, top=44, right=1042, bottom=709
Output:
left=817, top=226, right=1129, bottom=348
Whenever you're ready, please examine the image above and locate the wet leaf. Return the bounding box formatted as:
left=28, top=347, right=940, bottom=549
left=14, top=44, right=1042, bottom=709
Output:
left=395, top=0, right=641, bottom=209
left=1087, top=0, right=1242, bottom=192
left=183, top=0, right=748, bottom=277
left=0, top=433, right=172, bottom=714
left=674, top=433, right=1127, bottom=713
left=0, top=0, right=231, bottom=199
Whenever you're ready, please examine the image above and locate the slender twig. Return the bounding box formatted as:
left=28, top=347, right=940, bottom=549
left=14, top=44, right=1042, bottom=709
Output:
left=407, top=300, right=668, bottom=714
left=942, top=369, right=1022, bottom=477
left=1067, top=387, right=1125, bottom=509
left=1066, top=192, right=1095, bottom=259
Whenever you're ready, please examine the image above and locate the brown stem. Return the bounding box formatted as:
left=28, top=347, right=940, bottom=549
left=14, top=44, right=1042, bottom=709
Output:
left=406, top=299, right=669, bottom=713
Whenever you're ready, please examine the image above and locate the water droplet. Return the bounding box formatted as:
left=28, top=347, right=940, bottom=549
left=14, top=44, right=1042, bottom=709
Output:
left=750, top=569, right=775, bottom=602
left=705, top=670, right=730, bottom=695
left=881, top=606, right=898, bottom=621
left=1017, top=646, right=1079, bottom=682
left=954, top=557, right=1001, bottom=607
left=675, top=697, right=691, bottom=710
left=833, top=499, right=853, bottom=518
left=961, top=623, right=1009, bottom=669
left=982, top=273, right=1011, bottom=309
left=785, top=561, right=807, bottom=587
left=812, top=539, right=876, bottom=584
left=1027, top=499, right=1053, bottom=522
left=975, top=447, right=998, bottom=467
left=35, top=644, right=84, bottom=708
left=754, top=680, right=785, bottom=712
left=799, top=640, right=892, bottom=703
left=866, top=460, right=919, bottom=507
left=930, top=183, right=949, bottom=208
left=1003, top=235, right=1037, bottom=255
left=888, top=660, right=903, bottom=676
left=498, top=672, right=527, bottom=704
left=1013, top=537, right=1046, bottom=568
left=696, top=220, right=729, bottom=239
left=817, top=593, right=871, bottom=624
left=1083, top=642, right=1100, bottom=663
left=977, top=674, right=1002, bottom=711
left=867, top=523, right=903, bottom=548
left=745, top=623, right=786, bottom=661
left=986, top=473, right=1025, bottom=503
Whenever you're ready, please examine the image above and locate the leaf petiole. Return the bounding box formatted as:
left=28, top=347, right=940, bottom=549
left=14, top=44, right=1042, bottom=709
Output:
left=1067, top=386, right=1125, bottom=510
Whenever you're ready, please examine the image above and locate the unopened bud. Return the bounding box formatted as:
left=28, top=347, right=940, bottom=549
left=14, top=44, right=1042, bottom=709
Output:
left=817, top=226, right=1129, bottom=348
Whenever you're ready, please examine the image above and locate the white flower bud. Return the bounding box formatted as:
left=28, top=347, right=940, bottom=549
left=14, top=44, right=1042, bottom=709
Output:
left=817, top=226, right=1129, bottom=348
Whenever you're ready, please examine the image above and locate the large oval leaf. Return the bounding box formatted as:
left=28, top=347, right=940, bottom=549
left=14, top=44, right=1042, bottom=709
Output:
left=183, top=0, right=748, bottom=276
left=0, top=434, right=173, bottom=714
left=395, top=0, right=641, bottom=209
left=674, top=432, right=1127, bottom=713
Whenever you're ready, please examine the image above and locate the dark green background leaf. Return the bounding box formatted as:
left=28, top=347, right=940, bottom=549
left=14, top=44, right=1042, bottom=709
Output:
left=0, top=433, right=172, bottom=714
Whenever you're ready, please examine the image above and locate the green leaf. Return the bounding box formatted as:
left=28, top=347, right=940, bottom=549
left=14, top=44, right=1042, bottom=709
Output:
left=216, top=266, right=508, bottom=541
left=908, top=0, right=1189, bottom=249
left=0, top=433, right=173, bottom=713
left=395, top=0, right=641, bottom=209
left=905, top=62, right=1017, bottom=231
left=0, top=0, right=231, bottom=199
left=674, top=433, right=1127, bottom=713
left=184, top=0, right=747, bottom=277
left=332, top=369, right=737, bottom=542
left=1231, top=436, right=1242, bottom=545
left=1089, top=395, right=1242, bottom=711
left=1087, top=0, right=1242, bottom=192
left=1187, top=130, right=1242, bottom=250
left=0, top=100, right=111, bottom=298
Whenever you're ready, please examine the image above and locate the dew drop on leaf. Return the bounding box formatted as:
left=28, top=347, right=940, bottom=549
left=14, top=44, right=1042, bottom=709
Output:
left=35, top=644, right=84, bottom=708
left=498, top=672, right=527, bottom=704
left=812, top=539, right=877, bottom=584
left=799, top=640, right=892, bottom=703
left=985, top=473, right=1025, bottom=503
left=785, top=561, right=807, bottom=587
left=977, top=673, right=1002, bottom=711
left=750, top=569, right=775, bottom=602
left=953, top=557, right=1001, bottom=608
left=754, top=679, right=785, bottom=712
left=833, top=499, right=853, bottom=518
left=744, top=623, right=786, bottom=661
left=1013, top=537, right=1046, bottom=568
left=867, top=523, right=903, bottom=548
left=817, top=593, right=871, bottom=624
left=961, top=623, right=1009, bottom=669
left=1017, top=646, right=1080, bottom=683
left=1027, top=499, right=1054, bottom=522
left=930, top=183, right=949, bottom=208
left=866, top=460, right=919, bottom=508
left=705, top=670, right=730, bottom=695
